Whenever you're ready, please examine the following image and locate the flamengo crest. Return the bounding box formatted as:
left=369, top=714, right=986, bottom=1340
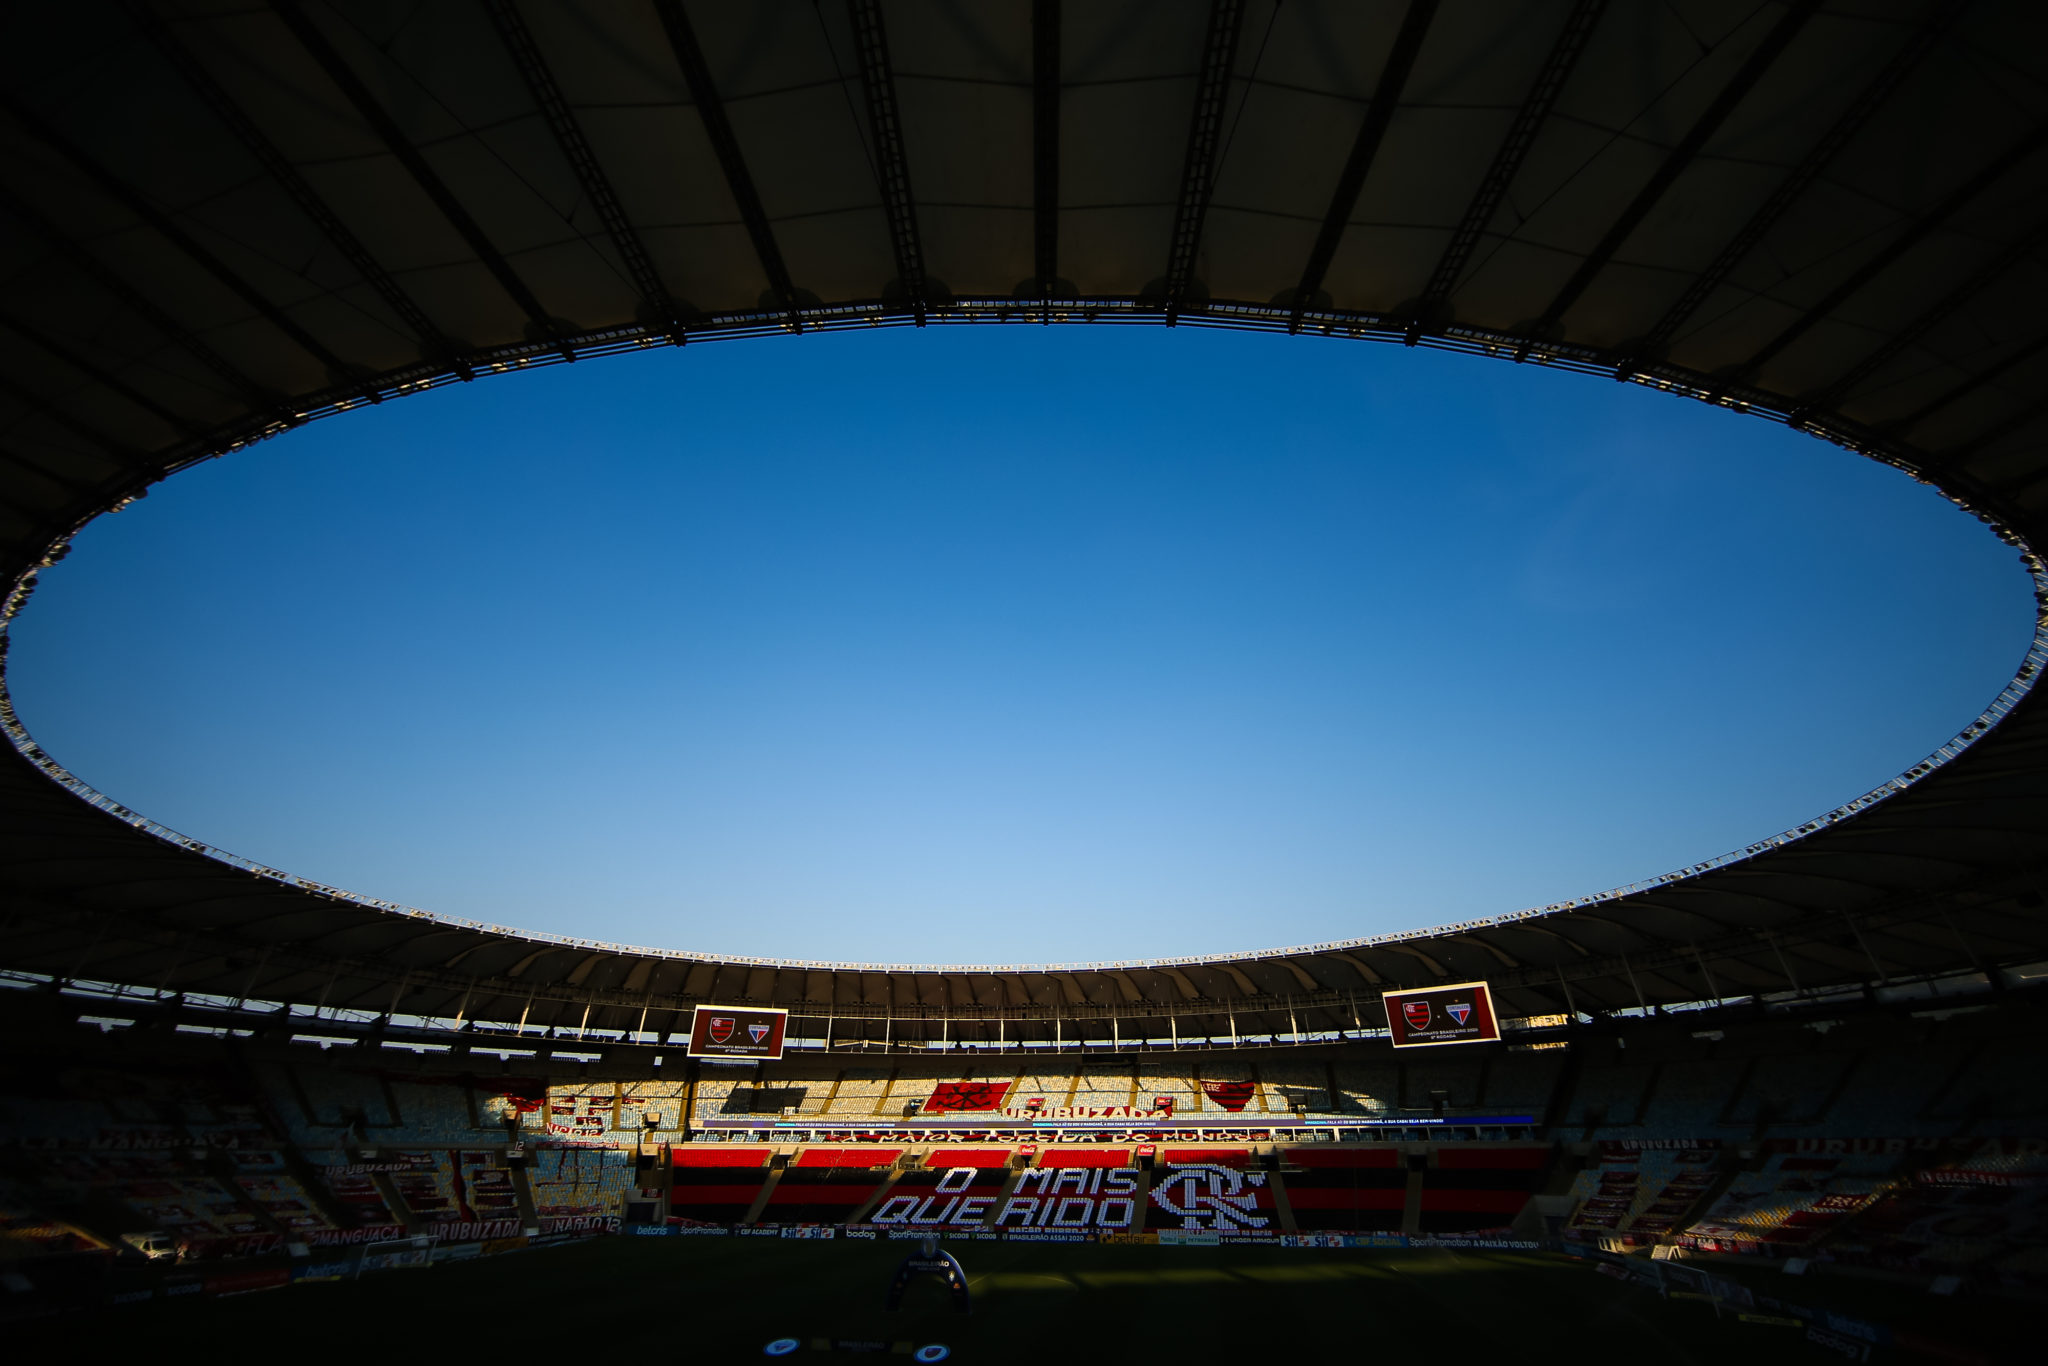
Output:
left=1149, top=1163, right=1270, bottom=1232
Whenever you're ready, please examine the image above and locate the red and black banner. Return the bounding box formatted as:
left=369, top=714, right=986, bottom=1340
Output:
left=685, top=1005, right=788, bottom=1061
left=1381, top=981, right=1500, bottom=1049
left=1199, top=1080, right=1255, bottom=1112
left=923, top=1081, right=1012, bottom=1113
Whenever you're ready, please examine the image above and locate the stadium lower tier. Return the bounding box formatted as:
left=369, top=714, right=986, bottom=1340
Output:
left=1, top=988, right=2043, bottom=1288
left=1278, top=1147, right=1406, bottom=1232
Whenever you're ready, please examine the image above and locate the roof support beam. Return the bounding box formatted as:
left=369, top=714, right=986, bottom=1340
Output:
left=1773, top=937, right=1846, bottom=988
left=269, top=0, right=573, bottom=362
left=1213, top=963, right=1258, bottom=996
left=1722, top=119, right=2048, bottom=390
left=1888, top=332, right=2048, bottom=439
left=1523, top=0, right=1817, bottom=350
left=0, top=312, right=202, bottom=440
left=1723, top=863, right=1891, bottom=899
left=0, top=91, right=357, bottom=383
left=125, top=0, right=464, bottom=377
left=1791, top=212, right=2048, bottom=423
left=1947, top=389, right=2048, bottom=467
left=481, top=0, right=685, bottom=341
left=1287, top=0, right=1440, bottom=331
left=1446, top=934, right=1519, bottom=968
left=1512, top=924, right=1596, bottom=959
left=1161, top=0, right=1247, bottom=321
left=1552, top=911, right=1660, bottom=950
left=1324, top=951, right=1383, bottom=986
left=847, top=0, right=930, bottom=321
left=1272, top=958, right=1319, bottom=991
left=1406, top=0, right=1607, bottom=343
left=0, top=372, right=138, bottom=468
left=1631, top=892, right=1787, bottom=942
left=0, top=189, right=284, bottom=419
left=1031, top=0, right=1061, bottom=302
left=1622, top=1, right=1960, bottom=374
left=0, top=446, right=98, bottom=501
left=1381, top=943, right=1448, bottom=979
left=652, top=0, right=804, bottom=329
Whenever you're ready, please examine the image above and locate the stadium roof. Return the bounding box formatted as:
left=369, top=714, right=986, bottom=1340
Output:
left=3, top=0, right=2047, bottom=1048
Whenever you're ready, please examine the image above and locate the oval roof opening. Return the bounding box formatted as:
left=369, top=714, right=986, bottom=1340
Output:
left=8, top=327, right=2034, bottom=965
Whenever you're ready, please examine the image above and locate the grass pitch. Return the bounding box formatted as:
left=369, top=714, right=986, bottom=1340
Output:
left=11, top=1236, right=2027, bottom=1363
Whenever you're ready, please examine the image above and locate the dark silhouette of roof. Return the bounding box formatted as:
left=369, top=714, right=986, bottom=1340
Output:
left=2, top=1, right=2045, bottom=1046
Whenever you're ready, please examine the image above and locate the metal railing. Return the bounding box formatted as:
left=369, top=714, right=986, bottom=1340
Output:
left=9, top=955, right=2025, bottom=1059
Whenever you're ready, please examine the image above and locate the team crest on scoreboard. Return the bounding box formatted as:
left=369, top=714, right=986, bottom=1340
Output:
left=687, top=1005, right=788, bottom=1060
left=1382, top=981, right=1500, bottom=1049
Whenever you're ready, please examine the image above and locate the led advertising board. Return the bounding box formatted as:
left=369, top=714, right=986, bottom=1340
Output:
left=1381, top=980, right=1500, bottom=1049
left=685, top=1005, right=789, bottom=1061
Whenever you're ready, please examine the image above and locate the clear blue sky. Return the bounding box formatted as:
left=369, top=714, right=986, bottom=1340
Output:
left=7, top=326, right=2035, bottom=964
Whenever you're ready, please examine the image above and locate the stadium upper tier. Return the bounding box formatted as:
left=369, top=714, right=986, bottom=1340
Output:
left=2, top=1, right=2048, bottom=1043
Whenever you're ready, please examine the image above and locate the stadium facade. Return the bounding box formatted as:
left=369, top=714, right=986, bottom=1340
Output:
left=2, top=0, right=2047, bottom=1325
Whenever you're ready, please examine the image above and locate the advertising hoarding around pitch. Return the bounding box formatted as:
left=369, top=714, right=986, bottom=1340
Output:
left=1381, top=981, right=1500, bottom=1049
left=686, top=1005, right=789, bottom=1061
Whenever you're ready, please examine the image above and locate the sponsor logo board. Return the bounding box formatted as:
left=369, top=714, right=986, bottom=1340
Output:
left=422, top=1219, right=521, bottom=1242
left=304, top=1224, right=408, bottom=1247
left=1158, top=1229, right=1220, bottom=1246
